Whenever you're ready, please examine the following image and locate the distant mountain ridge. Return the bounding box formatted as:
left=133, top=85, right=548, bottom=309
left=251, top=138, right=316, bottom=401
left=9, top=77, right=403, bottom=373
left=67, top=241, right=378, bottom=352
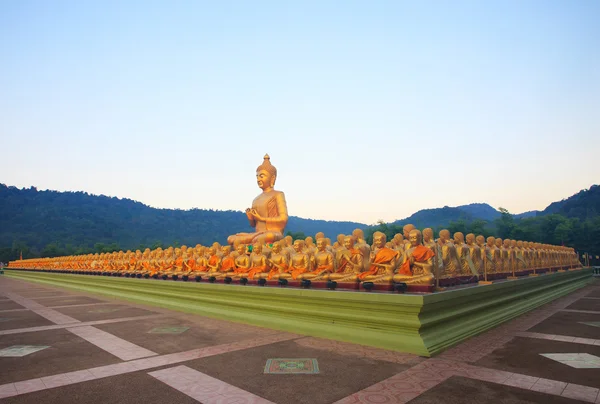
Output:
left=391, top=202, right=540, bottom=229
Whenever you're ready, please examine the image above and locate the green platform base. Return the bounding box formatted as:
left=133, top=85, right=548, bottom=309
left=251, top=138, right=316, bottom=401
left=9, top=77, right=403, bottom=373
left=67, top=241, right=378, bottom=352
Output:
left=4, top=268, right=593, bottom=357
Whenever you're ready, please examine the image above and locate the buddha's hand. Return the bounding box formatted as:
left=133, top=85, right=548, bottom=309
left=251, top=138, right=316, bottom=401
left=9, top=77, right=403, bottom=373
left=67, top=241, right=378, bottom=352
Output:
left=245, top=208, right=253, bottom=220
left=249, top=209, right=265, bottom=221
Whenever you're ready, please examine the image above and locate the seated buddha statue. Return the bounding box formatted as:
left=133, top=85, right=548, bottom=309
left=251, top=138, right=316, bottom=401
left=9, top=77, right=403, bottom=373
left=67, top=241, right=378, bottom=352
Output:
left=438, top=229, right=460, bottom=278
left=352, top=228, right=371, bottom=273
left=237, top=244, right=270, bottom=280
left=485, top=236, right=497, bottom=275
left=454, top=232, right=476, bottom=276
left=402, top=224, right=416, bottom=251
left=232, top=244, right=250, bottom=275
left=304, top=237, right=317, bottom=259
left=465, top=233, right=483, bottom=274
left=394, top=229, right=436, bottom=285
left=205, top=247, right=222, bottom=276
left=340, top=232, right=398, bottom=284
left=329, top=236, right=364, bottom=281
left=227, top=154, right=288, bottom=246
left=266, top=242, right=289, bottom=280
left=277, top=240, right=310, bottom=280
left=220, top=246, right=236, bottom=275
left=300, top=237, right=335, bottom=280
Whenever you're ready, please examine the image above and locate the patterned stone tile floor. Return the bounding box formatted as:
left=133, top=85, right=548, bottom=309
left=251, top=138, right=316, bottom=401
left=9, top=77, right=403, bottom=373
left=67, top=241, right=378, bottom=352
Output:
left=0, top=276, right=598, bottom=403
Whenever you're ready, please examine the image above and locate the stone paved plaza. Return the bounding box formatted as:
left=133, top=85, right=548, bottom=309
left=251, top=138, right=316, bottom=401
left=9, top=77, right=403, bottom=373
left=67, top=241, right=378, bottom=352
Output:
left=0, top=276, right=599, bottom=403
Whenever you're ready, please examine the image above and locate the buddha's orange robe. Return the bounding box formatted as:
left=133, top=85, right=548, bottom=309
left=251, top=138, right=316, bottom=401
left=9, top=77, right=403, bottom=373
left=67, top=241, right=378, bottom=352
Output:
left=247, top=265, right=268, bottom=279
left=306, top=264, right=333, bottom=276
left=397, top=245, right=435, bottom=276
left=336, top=248, right=361, bottom=273
left=184, top=258, right=196, bottom=271
left=208, top=255, right=219, bottom=270
left=267, top=262, right=288, bottom=280
left=174, top=256, right=184, bottom=270
left=290, top=266, right=308, bottom=280
left=358, top=248, right=398, bottom=280
left=221, top=257, right=235, bottom=272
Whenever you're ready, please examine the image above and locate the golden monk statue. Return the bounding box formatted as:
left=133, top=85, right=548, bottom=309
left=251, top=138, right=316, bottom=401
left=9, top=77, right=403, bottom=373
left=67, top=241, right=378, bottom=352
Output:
left=266, top=242, right=289, bottom=280
left=341, top=231, right=398, bottom=284
left=329, top=235, right=364, bottom=281
left=394, top=229, right=436, bottom=285
left=227, top=154, right=288, bottom=246
left=300, top=237, right=335, bottom=280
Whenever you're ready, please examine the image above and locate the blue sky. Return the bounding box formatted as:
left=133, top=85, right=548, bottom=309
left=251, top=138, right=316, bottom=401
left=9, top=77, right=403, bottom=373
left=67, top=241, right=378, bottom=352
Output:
left=1, top=0, right=599, bottom=224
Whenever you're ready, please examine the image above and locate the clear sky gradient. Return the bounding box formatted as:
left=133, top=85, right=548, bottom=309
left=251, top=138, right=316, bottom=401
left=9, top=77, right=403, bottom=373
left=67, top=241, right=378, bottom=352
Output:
left=1, top=0, right=599, bottom=224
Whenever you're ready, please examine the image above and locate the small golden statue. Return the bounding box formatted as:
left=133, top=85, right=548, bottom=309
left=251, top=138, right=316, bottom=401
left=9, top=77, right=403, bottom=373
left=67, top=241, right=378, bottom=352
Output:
left=227, top=154, right=288, bottom=246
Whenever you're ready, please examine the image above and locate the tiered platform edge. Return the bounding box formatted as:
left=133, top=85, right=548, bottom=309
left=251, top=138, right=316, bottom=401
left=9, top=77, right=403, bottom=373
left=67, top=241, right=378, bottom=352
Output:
left=2, top=268, right=593, bottom=357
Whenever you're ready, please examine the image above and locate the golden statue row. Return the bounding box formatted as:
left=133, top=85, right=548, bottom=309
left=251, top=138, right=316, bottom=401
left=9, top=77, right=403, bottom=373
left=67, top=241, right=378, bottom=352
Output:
left=6, top=154, right=582, bottom=289
left=7, top=227, right=580, bottom=287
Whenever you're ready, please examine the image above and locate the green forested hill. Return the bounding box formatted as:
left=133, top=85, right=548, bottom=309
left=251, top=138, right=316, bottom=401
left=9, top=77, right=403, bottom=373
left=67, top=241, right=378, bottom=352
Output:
left=0, top=184, right=365, bottom=262
left=1, top=183, right=599, bottom=262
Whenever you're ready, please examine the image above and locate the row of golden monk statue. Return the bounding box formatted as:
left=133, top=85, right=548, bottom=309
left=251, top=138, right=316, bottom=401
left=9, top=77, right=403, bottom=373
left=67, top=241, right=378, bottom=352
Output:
left=7, top=155, right=582, bottom=289
left=8, top=225, right=581, bottom=287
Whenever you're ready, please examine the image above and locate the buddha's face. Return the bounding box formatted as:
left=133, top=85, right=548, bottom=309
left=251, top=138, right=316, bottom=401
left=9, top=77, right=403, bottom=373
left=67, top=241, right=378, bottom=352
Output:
left=517, top=241, right=523, bottom=248
left=454, top=233, right=464, bottom=244
left=272, top=243, right=281, bottom=254
left=305, top=237, right=314, bottom=246
left=337, top=234, right=345, bottom=244
left=316, top=238, right=326, bottom=252
left=373, top=233, right=386, bottom=248
left=353, top=229, right=364, bottom=240
left=511, top=240, right=517, bottom=248
left=487, top=237, right=495, bottom=247
left=256, top=169, right=274, bottom=190
left=343, top=236, right=354, bottom=250
left=466, top=234, right=475, bottom=245
left=503, top=240, right=510, bottom=248
left=423, top=229, right=433, bottom=242
left=254, top=244, right=262, bottom=254
left=208, top=247, right=215, bottom=256
left=495, top=238, right=503, bottom=248
left=409, top=230, right=421, bottom=247
left=293, top=241, right=303, bottom=252
left=236, top=245, right=245, bottom=255
left=476, top=235, right=485, bottom=246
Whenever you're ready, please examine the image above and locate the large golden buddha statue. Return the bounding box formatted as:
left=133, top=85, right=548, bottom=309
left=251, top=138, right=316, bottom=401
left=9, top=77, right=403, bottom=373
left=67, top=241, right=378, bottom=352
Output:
left=227, top=154, right=288, bottom=246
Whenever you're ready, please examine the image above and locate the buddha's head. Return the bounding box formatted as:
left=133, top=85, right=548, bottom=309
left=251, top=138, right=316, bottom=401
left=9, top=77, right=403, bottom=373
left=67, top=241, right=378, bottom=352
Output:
left=476, top=235, right=485, bottom=246
left=316, top=238, right=327, bottom=252
left=453, top=232, right=465, bottom=244
left=423, top=228, right=433, bottom=242
left=236, top=244, right=246, bottom=256
left=208, top=247, right=216, bottom=256
left=253, top=244, right=263, bottom=254
left=495, top=238, right=503, bottom=248
left=439, top=229, right=451, bottom=242
left=305, top=236, right=314, bottom=246
left=256, top=154, right=277, bottom=190
left=373, top=231, right=387, bottom=248
left=352, top=228, right=365, bottom=241
left=403, top=224, right=416, bottom=239
left=272, top=242, right=282, bottom=254
left=337, top=234, right=345, bottom=245
left=409, top=229, right=423, bottom=248
left=343, top=236, right=355, bottom=250
left=503, top=239, right=511, bottom=248
left=222, top=246, right=231, bottom=255
left=293, top=240, right=304, bottom=253
left=466, top=233, right=475, bottom=245
left=315, top=232, right=325, bottom=240
left=487, top=236, right=495, bottom=247
left=284, top=235, right=293, bottom=246
left=517, top=241, right=523, bottom=248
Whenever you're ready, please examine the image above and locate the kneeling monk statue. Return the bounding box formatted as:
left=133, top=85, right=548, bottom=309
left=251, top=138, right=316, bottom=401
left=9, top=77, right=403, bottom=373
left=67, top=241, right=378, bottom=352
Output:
left=227, top=154, right=289, bottom=246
